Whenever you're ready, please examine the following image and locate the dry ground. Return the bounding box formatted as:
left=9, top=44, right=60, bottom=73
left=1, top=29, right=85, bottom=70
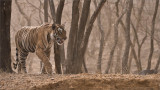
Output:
left=0, top=73, right=160, bottom=90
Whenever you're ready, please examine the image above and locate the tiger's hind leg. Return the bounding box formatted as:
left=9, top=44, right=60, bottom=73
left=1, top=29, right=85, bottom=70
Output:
left=19, top=51, right=29, bottom=74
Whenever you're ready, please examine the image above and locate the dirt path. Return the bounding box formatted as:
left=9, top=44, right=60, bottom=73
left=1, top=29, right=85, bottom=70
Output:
left=0, top=73, right=160, bottom=90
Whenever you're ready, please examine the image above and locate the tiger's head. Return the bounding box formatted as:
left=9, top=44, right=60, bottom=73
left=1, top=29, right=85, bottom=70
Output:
left=52, top=24, right=67, bottom=45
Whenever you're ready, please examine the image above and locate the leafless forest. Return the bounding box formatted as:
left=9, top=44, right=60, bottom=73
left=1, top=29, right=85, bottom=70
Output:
left=1, top=0, right=160, bottom=89
left=9, top=0, right=160, bottom=74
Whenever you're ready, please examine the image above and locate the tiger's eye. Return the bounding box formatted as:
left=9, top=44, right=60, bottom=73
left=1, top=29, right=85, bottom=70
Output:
left=57, top=38, right=60, bottom=40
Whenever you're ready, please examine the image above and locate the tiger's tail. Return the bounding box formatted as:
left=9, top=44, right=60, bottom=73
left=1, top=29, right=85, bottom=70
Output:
left=13, top=48, right=19, bottom=69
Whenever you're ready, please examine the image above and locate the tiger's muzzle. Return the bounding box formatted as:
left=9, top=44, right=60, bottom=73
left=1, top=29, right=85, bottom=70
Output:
left=55, top=37, right=67, bottom=45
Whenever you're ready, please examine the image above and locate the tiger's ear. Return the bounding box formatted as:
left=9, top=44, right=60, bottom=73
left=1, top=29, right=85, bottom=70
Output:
left=52, top=24, right=56, bottom=30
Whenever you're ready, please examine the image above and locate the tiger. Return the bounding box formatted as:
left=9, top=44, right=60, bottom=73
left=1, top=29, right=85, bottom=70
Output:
left=13, top=23, right=67, bottom=74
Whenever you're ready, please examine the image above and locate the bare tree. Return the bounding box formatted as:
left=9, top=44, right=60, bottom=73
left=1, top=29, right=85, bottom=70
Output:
left=48, top=0, right=65, bottom=74
left=94, top=0, right=105, bottom=74
left=129, top=20, right=147, bottom=72
left=146, top=1, right=158, bottom=70
left=26, top=0, right=52, bottom=23
left=54, top=0, right=65, bottom=74
left=73, top=0, right=91, bottom=73
left=0, top=0, right=13, bottom=73
left=77, top=0, right=106, bottom=74
left=82, top=1, right=90, bottom=73
left=66, top=0, right=91, bottom=74
left=128, top=0, right=145, bottom=73
left=49, top=0, right=56, bottom=23
left=104, top=5, right=112, bottom=42
left=122, top=0, right=133, bottom=74
left=66, top=0, right=106, bottom=74
left=146, top=0, right=159, bottom=70
left=105, top=4, right=126, bottom=74
left=66, top=0, right=80, bottom=73
left=56, top=0, right=65, bottom=74
left=154, top=33, right=160, bottom=71
left=25, top=0, right=43, bottom=24
left=15, top=0, right=31, bottom=26
left=44, top=0, right=49, bottom=23
left=113, top=0, right=124, bottom=74
left=155, top=53, right=160, bottom=71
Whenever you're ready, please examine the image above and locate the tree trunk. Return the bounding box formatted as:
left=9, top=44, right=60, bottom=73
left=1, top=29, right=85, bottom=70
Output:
left=75, top=0, right=106, bottom=74
left=82, top=57, right=88, bottom=73
left=53, top=0, right=65, bottom=74
left=48, top=0, right=65, bottom=74
left=82, top=1, right=90, bottom=73
left=122, top=0, right=133, bottom=74
left=155, top=54, right=160, bottom=71
left=130, top=41, right=141, bottom=72
left=44, top=0, right=48, bottom=23
left=66, top=0, right=106, bottom=74
left=136, top=0, right=146, bottom=69
left=38, top=0, right=43, bottom=24
left=56, top=0, right=66, bottom=74
left=94, top=0, right=105, bottom=74
left=54, top=44, right=62, bottom=74
left=49, top=0, right=56, bottom=23
left=56, top=0, right=65, bottom=24
left=128, top=0, right=145, bottom=73
left=82, top=5, right=90, bottom=74
left=49, top=0, right=59, bottom=74
left=146, top=0, right=159, bottom=70
left=66, top=0, right=80, bottom=74
left=0, top=0, right=12, bottom=73
left=80, top=0, right=106, bottom=67
left=72, top=0, right=91, bottom=74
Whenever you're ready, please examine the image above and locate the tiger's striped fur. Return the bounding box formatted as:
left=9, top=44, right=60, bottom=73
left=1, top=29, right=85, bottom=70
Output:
left=14, top=23, right=67, bottom=74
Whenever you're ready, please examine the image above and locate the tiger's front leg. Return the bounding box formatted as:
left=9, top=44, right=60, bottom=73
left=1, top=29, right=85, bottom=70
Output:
left=41, top=49, right=51, bottom=74
left=36, top=48, right=52, bottom=74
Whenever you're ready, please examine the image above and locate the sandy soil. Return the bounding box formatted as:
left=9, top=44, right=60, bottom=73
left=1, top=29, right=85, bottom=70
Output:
left=0, top=73, right=160, bottom=90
